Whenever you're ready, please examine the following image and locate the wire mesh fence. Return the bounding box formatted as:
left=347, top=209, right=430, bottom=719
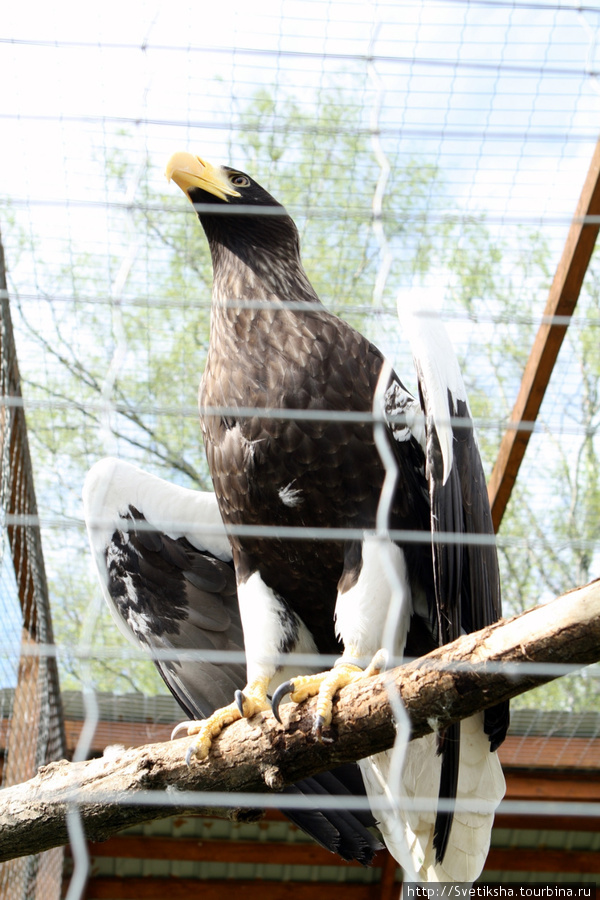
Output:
left=1, top=1, right=600, bottom=897
left=0, top=237, right=65, bottom=899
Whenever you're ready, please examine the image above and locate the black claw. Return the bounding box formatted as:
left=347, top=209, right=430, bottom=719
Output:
left=313, top=716, right=333, bottom=743
left=235, top=689, right=246, bottom=716
left=185, top=744, right=196, bottom=767
left=271, top=680, right=293, bottom=723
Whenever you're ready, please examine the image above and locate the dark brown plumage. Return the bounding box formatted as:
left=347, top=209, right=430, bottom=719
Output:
left=194, top=169, right=433, bottom=657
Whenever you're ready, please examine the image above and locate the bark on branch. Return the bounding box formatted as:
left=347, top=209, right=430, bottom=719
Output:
left=0, top=579, right=599, bottom=863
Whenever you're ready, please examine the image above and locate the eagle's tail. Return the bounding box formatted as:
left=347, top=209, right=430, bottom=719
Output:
left=359, top=713, right=505, bottom=883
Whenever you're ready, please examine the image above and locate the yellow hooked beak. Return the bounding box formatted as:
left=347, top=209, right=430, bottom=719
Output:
left=165, top=152, right=241, bottom=203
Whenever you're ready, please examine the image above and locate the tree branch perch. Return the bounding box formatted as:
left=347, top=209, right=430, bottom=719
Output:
left=0, top=579, right=599, bottom=863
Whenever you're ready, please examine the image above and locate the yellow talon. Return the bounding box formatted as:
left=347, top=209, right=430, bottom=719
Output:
left=272, top=652, right=386, bottom=737
left=183, top=702, right=242, bottom=762
left=313, top=664, right=364, bottom=729
left=172, top=675, right=272, bottom=764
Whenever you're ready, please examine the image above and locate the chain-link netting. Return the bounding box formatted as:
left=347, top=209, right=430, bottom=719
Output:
left=1, top=2, right=600, bottom=897
left=0, top=235, right=65, bottom=900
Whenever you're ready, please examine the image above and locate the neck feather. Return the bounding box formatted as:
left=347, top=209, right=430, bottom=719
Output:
left=200, top=212, right=320, bottom=308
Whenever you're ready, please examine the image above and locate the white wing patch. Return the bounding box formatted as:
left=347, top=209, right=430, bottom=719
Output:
left=335, top=535, right=412, bottom=660
left=237, top=571, right=318, bottom=693
left=83, top=457, right=231, bottom=560
left=82, top=457, right=234, bottom=654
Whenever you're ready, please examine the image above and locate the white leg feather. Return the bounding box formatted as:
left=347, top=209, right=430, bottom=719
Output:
left=335, top=535, right=412, bottom=659
left=237, top=571, right=318, bottom=692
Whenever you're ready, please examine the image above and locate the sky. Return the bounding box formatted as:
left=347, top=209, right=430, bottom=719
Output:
left=2, top=0, right=598, bottom=393
left=2, top=0, right=599, bottom=214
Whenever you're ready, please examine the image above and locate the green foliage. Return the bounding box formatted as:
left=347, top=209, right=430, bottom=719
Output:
left=444, top=209, right=600, bottom=712
left=236, top=88, right=443, bottom=321
left=2, top=84, right=598, bottom=714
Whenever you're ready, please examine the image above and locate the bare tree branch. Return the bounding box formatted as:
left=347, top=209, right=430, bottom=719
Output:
left=0, top=579, right=599, bottom=863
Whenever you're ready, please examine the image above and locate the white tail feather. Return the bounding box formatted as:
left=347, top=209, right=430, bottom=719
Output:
left=360, top=713, right=505, bottom=883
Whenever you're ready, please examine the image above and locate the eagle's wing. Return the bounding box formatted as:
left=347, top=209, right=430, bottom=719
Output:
left=401, top=302, right=507, bottom=745
left=373, top=300, right=508, bottom=880
left=83, top=457, right=382, bottom=864
left=83, top=457, right=243, bottom=716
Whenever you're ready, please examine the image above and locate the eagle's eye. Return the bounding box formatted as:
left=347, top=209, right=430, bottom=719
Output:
left=230, top=174, right=250, bottom=187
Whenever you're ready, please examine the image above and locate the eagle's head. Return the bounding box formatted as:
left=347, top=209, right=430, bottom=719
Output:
left=166, top=151, right=311, bottom=300
left=165, top=151, right=293, bottom=236
left=166, top=151, right=281, bottom=205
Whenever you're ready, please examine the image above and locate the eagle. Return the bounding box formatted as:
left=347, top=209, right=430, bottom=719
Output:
left=83, top=151, right=507, bottom=883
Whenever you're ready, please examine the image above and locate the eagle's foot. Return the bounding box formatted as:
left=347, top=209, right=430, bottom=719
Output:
left=272, top=656, right=384, bottom=739
left=171, top=675, right=271, bottom=764
left=175, top=702, right=243, bottom=764
left=233, top=679, right=272, bottom=719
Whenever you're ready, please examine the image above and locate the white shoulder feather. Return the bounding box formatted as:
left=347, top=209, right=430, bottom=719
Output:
left=398, top=288, right=469, bottom=485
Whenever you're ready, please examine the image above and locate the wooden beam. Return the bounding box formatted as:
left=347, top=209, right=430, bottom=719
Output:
left=83, top=878, right=381, bottom=900
left=0, top=235, right=65, bottom=758
left=260, top=806, right=600, bottom=835
left=499, top=734, right=600, bottom=769
left=378, top=851, right=401, bottom=900
left=0, top=235, right=41, bottom=635
left=0, top=219, right=65, bottom=900
left=494, top=813, right=600, bottom=832
left=2, top=632, right=42, bottom=787
left=84, top=835, right=600, bottom=875
left=504, top=770, right=600, bottom=802
left=61, top=719, right=173, bottom=751
left=488, top=139, right=600, bottom=531
left=185, top=807, right=600, bottom=833
left=0, top=632, right=44, bottom=898
left=486, top=846, right=600, bottom=874
left=86, top=835, right=387, bottom=868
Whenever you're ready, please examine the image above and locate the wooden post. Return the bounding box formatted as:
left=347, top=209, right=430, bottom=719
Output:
left=488, top=139, right=600, bottom=531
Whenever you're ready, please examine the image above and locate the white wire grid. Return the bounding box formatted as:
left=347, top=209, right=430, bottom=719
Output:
left=1, top=0, right=600, bottom=896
